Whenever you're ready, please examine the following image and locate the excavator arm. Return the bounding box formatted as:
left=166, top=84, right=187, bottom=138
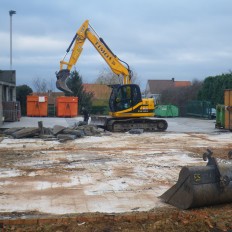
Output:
left=56, top=20, right=132, bottom=93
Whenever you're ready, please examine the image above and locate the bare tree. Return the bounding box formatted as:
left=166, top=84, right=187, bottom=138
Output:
left=33, top=77, right=56, bottom=93
left=161, top=79, right=203, bottom=106
left=160, top=79, right=203, bottom=115
left=95, top=68, right=122, bottom=85
left=95, top=67, right=140, bottom=85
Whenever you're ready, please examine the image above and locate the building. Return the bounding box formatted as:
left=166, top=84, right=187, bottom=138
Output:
left=83, top=84, right=111, bottom=101
left=0, top=70, right=17, bottom=125
left=145, top=78, right=191, bottom=104
left=83, top=84, right=111, bottom=114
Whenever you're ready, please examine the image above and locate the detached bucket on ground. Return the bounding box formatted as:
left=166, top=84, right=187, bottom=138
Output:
left=160, top=150, right=232, bottom=209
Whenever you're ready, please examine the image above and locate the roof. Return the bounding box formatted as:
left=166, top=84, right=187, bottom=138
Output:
left=147, top=79, right=191, bottom=94
left=147, top=80, right=174, bottom=94
left=83, top=84, right=111, bottom=100
left=174, top=81, right=191, bottom=87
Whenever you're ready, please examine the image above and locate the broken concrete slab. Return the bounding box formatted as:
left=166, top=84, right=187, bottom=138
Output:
left=1, top=120, right=107, bottom=141
left=3, top=127, right=25, bottom=135
left=12, top=127, right=40, bottom=139
left=62, top=128, right=84, bottom=138
left=57, top=134, right=77, bottom=141
left=53, top=125, right=66, bottom=135
left=77, top=125, right=102, bottom=136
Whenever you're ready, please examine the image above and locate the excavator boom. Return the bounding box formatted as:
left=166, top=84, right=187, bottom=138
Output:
left=56, top=20, right=131, bottom=93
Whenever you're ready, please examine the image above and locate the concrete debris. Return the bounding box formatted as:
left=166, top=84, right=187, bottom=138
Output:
left=57, top=134, right=77, bottom=141
left=128, top=129, right=144, bottom=134
left=62, top=128, right=84, bottom=138
left=52, top=125, right=66, bottom=135
left=3, top=127, right=25, bottom=135
left=1, top=122, right=107, bottom=141
left=11, top=127, right=40, bottom=139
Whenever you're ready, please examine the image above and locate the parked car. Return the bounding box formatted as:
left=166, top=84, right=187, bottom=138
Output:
left=210, top=108, right=216, bottom=119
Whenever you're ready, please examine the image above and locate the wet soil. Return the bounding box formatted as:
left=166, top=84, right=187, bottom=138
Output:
left=1, top=205, right=232, bottom=231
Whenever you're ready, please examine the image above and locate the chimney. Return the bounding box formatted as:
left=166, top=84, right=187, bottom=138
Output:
left=171, top=78, right=175, bottom=82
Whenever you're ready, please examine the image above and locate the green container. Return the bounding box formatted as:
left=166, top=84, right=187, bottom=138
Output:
left=215, top=104, right=225, bottom=128
left=154, top=105, right=179, bottom=117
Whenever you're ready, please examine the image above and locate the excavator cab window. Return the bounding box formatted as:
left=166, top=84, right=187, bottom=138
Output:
left=109, top=84, right=142, bottom=112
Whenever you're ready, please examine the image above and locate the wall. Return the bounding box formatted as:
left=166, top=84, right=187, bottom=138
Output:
left=0, top=70, right=16, bottom=126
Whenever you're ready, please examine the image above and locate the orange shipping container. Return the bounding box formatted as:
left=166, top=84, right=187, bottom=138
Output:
left=56, top=96, right=78, bottom=117
left=224, top=89, right=232, bottom=130
left=27, top=95, right=48, bottom=117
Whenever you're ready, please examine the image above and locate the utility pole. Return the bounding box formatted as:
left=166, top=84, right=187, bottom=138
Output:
left=9, top=10, right=16, bottom=70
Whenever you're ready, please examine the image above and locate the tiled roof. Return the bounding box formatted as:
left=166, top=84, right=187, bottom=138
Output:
left=147, top=79, right=191, bottom=94
left=83, top=84, right=111, bottom=100
left=174, top=81, right=191, bottom=87
left=147, top=80, right=174, bottom=94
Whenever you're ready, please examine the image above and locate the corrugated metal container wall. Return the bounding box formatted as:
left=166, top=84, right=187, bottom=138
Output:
left=215, top=104, right=225, bottom=129
left=27, top=95, right=48, bottom=117
left=154, top=105, right=179, bottom=117
left=56, top=96, right=78, bottom=117
left=224, top=89, right=232, bottom=130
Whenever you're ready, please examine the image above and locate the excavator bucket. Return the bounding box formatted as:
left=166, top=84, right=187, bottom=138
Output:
left=160, top=150, right=232, bottom=209
left=56, top=69, right=72, bottom=93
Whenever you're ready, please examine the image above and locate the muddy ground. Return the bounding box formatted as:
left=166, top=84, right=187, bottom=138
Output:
left=0, top=118, right=232, bottom=231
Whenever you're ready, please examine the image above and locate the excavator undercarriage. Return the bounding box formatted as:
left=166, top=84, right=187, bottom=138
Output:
left=91, top=116, right=168, bottom=132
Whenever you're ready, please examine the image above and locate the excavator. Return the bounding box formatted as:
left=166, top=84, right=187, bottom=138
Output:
left=56, top=20, right=168, bottom=132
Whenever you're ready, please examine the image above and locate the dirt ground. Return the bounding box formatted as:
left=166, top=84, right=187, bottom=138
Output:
left=0, top=118, right=232, bottom=231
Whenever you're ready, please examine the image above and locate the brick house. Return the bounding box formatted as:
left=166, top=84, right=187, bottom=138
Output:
left=145, top=78, right=191, bottom=104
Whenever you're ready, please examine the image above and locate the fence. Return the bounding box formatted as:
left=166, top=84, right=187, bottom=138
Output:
left=186, top=100, right=213, bottom=119
left=2, top=101, right=21, bottom=122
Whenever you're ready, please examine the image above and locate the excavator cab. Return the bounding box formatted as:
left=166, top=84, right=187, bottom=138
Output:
left=109, top=84, right=142, bottom=112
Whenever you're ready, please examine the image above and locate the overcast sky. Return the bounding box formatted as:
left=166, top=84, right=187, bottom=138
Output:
left=1, top=0, right=232, bottom=90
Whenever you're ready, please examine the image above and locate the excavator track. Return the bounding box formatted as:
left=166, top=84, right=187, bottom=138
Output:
left=91, top=116, right=168, bottom=132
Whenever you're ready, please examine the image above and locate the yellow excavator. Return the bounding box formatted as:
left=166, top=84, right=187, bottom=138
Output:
left=56, top=20, right=168, bottom=132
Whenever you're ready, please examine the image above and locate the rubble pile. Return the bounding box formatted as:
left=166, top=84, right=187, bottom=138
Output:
left=1, top=121, right=107, bottom=142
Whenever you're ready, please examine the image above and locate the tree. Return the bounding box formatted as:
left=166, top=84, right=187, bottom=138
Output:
left=66, top=71, right=93, bottom=113
left=161, top=79, right=202, bottom=105
left=160, top=79, right=203, bottom=115
left=33, top=77, right=55, bottom=93
left=95, top=67, right=140, bottom=85
left=16, top=85, right=33, bottom=116
left=198, top=72, right=232, bottom=106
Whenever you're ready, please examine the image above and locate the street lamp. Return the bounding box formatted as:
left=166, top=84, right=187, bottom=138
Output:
left=9, top=10, right=16, bottom=70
